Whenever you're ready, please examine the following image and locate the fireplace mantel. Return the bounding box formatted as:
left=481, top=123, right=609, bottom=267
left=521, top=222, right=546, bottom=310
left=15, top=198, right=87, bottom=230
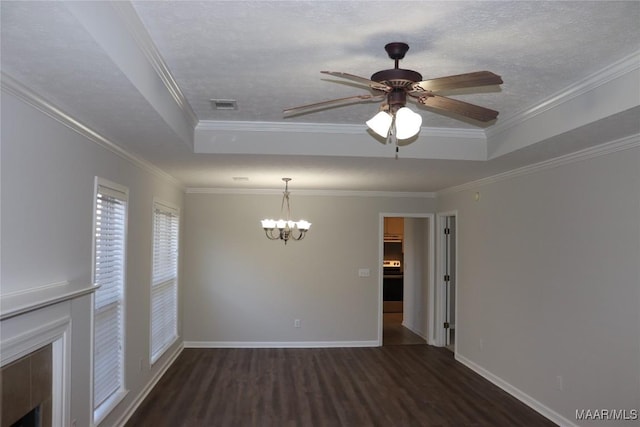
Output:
left=1, top=280, right=99, bottom=426
left=0, top=281, right=99, bottom=320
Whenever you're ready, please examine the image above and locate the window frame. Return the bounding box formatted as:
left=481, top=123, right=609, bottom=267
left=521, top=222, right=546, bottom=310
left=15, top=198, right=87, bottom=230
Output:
left=91, top=177, right=129, bottom=425
left=149, top=198, right=180, bottom=365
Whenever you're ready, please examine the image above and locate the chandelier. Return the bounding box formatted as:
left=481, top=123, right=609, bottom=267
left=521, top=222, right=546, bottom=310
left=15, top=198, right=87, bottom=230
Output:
left=261, top=178, right=311, bottom=244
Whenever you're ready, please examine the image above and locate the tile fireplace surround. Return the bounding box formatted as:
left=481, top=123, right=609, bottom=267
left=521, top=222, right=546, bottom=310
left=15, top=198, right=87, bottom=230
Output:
left=0, top=281, right=98, bottom=427
left=1, top=344, right=52, bottom=426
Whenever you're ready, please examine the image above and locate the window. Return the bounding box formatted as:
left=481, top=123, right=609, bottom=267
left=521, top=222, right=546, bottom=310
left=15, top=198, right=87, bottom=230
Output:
left=92, top=178, right=128, bottom=423
left=150, top=200, right=179, bottom=363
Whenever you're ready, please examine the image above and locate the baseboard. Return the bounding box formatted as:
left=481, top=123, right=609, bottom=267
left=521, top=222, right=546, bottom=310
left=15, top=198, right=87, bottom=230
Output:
left=455, top=353, right=577, bottom=427
left=401, top=321, right=428, bottom=341
left=184, top=340, right=379, bottom=348
left=114, top=342, right=184, bottom=427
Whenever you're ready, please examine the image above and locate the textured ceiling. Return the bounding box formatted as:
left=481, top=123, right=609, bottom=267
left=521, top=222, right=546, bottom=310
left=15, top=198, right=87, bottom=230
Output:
left=131, top=1, right=638, bottom=126
left=1, top=1, right=639, bottom=192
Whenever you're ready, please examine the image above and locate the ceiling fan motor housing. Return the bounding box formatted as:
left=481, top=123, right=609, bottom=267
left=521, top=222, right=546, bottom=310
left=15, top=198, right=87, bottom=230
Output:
left=371, top=68, right=423, bottom=88
left=371, top=41, right=423, bottom=91
left=387, top=90, right=407, bottom=109
left=372, top=68, right=422, bottom=110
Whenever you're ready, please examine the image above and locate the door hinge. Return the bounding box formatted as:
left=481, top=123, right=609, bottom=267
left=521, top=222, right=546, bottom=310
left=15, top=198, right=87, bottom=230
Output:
left=444, top=227, right=450, bottom=235
left=444, top=274, right=450, bottom=282
left=444, top=322, right=450, bottom=329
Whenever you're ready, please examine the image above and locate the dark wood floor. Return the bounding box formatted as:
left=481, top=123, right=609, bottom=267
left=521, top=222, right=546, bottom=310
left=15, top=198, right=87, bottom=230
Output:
left=383, top=312, right=427, bottom=346
left=126, top=346, right=556, bottom=427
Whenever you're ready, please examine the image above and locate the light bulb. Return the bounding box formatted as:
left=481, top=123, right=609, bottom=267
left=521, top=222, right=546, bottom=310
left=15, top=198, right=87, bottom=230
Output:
left=395, top=107, right=422, bottom=140
left=261, top=219, right=276, bottom=229
left=296, top=220, right=311, bottom=230
left=366, top=111, right=393, bottom=138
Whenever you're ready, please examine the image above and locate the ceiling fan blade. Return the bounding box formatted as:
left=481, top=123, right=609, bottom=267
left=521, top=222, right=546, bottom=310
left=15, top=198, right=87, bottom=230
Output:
left=411, top=71, right=503, bottom=93
left=283, top=94, right=385, bottom=116
left=321, top=71, right=392, bottom=92
left=417, top=94, right=499, bottom=122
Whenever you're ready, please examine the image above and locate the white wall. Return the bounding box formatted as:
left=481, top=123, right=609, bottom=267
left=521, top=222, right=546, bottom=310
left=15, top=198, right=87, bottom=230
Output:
left=5, top=75, right=636, bottom=427
left=183, top=193, right=434, bottom=345
left=1, top=90, right=184, bottom=426
left=402, top=217, right=431, bottom=340
left=437, top=141, right=640, bottom=425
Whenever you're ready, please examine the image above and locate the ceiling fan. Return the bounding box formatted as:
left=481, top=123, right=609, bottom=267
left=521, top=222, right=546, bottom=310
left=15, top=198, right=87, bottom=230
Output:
left=284, top=42, right=503, bottom=142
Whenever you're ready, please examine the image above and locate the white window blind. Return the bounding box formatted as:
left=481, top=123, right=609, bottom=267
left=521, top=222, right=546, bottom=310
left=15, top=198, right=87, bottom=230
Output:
left=150, top=202, right=179, bottom=363
left=93, top=182, right=127, bottom=413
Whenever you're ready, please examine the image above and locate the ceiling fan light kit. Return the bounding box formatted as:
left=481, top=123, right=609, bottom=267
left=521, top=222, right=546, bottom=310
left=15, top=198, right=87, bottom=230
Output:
left=366, top=106, right=422, bottom=140
left=366, top=111, right=394, bottom=138
left=284, top=42, right=503, bottom=154
left=394, top=107, right=423, bottom=140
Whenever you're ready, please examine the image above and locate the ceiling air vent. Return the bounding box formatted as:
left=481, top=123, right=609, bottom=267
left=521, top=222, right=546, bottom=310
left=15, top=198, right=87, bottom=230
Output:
left=210, top=99, right=237, bottom=110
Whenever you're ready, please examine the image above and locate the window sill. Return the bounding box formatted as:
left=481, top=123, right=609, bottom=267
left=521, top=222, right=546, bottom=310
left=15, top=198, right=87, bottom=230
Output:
left=151, top=335, right=179, bottom=365
left=94, top=388, right=128, bottom=426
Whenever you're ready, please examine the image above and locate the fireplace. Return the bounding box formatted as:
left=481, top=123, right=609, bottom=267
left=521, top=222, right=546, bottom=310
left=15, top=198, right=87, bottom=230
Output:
left=1, top=344, right=52, bottom=427
left=1, top=280, right=99, bottom=427
left=10, top=406, right=41, bottom=427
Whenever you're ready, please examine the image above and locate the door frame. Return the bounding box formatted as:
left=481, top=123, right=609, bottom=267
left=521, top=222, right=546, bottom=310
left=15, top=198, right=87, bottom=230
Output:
left=435, top=211, right=458, bottom=349
left=378, top=213, right=435, bottom=346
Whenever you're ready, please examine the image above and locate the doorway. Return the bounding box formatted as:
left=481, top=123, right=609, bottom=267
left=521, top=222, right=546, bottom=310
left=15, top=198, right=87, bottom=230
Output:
left=436, top=212, right=457, bottom=352
left=379, top=214, right=434, bottom=346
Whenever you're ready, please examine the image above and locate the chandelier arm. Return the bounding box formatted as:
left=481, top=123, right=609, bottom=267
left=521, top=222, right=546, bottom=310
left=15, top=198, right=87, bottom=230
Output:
left=289, top=229, right=307, bottom=241
left=264, top=229, right=280, bottom=240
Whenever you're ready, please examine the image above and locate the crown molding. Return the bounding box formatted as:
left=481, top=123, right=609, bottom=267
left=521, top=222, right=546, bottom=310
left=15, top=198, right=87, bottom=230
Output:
left=186, top=187, right=436, bottom=198
left=196, top=119, right=485, bottom=139
left=1, top=73, right=183, bottom=188
left=65, top=1, right=195, bottom=149
left=194, top=120, right=486, bottom=160
left=488, top=50, right=640, bottom=139
left=438, top=133, right=640, bottom=196
left=197, top=120, right=364, bottom=134
left=111, top=2, right=198, bottom=128
left=191, top=51, right=640, bottom=153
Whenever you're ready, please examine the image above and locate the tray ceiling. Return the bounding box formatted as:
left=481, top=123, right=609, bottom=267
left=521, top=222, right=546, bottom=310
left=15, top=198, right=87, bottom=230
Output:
left=1, top=1, right=638, bottom=192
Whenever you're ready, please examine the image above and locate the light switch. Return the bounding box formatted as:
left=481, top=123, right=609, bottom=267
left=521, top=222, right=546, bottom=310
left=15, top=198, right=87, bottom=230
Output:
left=358, top=268, right=370, bottom=277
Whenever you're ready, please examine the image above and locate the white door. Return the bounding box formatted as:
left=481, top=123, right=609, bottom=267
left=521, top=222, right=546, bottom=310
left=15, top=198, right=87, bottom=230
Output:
left=403, top=217, right=430, bottom=338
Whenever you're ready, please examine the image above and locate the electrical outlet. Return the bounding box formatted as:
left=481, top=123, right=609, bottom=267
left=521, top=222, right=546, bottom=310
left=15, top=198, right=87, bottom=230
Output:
left=479, top=338, right=484, bottom=351
left=358, top=268, right=370, bottom=277
left=294, top=319, right=301, bottom=328
left=139, top=358, right=143, bottom=372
